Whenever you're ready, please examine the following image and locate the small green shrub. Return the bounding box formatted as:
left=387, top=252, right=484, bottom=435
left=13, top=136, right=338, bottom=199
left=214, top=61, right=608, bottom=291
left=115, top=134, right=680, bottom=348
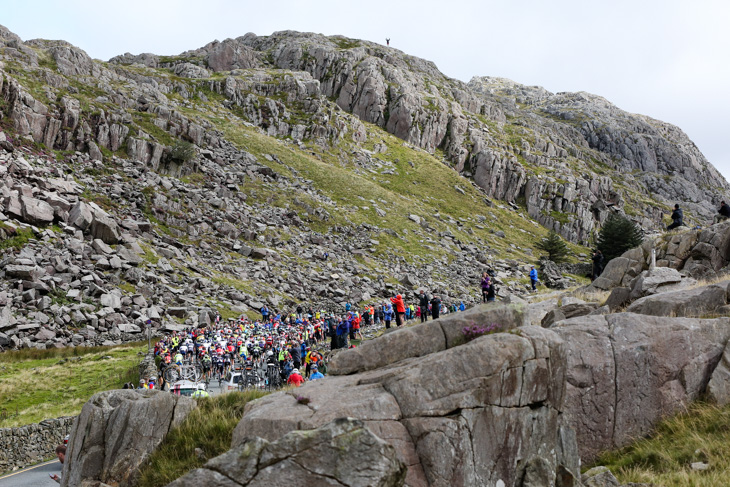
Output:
left=168, top=140, right=196, bottom=163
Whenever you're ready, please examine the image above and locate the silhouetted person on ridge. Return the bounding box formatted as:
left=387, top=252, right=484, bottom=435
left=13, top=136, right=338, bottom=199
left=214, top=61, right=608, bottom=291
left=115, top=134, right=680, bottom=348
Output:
left=386, top=38, right=390, bottom=46
left=667, top=204, right=683, bottom=230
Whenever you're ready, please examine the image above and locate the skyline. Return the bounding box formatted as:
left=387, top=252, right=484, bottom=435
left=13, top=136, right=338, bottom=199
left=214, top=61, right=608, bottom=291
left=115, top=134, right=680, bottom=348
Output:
left=2, top=0, right=729, bottom=184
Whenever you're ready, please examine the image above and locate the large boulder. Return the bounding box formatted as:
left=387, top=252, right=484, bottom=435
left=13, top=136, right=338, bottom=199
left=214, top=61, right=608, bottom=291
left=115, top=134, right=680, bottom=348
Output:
left=235, top=323, right=579, bottom=487
left=20, top=195, right=54, bottom=225
left=167, top=418, right=406, bottom=487
left=329, top=303, right=527, bottom=375
left=553, top=313, right=730, bottom=462
left=626, top=280, right=729, bottom=317
left=627, top=267, right=688, bottom=300
left=541, top=303, right=598, bottom=328
left=61, top=390, right=196, bottom=487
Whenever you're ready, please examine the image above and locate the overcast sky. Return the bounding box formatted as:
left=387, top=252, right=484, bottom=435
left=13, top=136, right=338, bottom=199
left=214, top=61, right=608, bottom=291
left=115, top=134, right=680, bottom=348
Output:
left=4, top=0, right=730, bottom=182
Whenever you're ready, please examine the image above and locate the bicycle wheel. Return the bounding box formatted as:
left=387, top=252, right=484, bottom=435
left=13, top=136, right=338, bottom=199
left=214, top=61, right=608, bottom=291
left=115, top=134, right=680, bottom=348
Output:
left=164, top=367, right=180, bottom=383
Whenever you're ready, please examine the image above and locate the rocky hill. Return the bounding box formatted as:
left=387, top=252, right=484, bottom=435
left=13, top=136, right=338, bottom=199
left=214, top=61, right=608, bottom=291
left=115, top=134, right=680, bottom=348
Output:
left=0, top=24, right=727, bottom=348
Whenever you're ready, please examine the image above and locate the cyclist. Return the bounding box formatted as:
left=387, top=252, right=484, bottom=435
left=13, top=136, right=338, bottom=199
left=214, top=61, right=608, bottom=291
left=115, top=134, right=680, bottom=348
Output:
left=201, top=353, right=212, bottom=382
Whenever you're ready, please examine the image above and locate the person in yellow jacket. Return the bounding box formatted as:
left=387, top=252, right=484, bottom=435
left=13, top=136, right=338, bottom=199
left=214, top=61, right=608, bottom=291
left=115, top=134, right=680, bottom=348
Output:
left=192, top=389, right=209, bottom=398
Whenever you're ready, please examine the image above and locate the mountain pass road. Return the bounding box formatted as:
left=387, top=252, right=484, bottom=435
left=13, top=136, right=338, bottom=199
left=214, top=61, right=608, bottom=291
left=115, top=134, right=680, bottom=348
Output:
left=0, top=459, right=61, bottom=486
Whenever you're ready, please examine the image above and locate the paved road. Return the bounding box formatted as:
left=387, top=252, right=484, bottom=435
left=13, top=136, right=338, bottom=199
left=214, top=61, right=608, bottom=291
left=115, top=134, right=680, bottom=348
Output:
left=0, top=460, right=61, bottom=487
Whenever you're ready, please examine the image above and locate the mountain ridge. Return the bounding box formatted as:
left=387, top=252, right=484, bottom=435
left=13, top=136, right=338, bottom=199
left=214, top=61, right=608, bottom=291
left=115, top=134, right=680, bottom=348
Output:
left=107, top=29, right=729, bottom=242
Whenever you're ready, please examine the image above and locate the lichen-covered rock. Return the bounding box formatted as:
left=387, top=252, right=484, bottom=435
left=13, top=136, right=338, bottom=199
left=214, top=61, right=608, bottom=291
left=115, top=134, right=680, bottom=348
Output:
left=235, top=317, right=578, bottom=487
left=167, top=418, right=406, bottom=487
left=626, top=280, right=730, bottom=317
left=554, top=313, right=730, bottom=462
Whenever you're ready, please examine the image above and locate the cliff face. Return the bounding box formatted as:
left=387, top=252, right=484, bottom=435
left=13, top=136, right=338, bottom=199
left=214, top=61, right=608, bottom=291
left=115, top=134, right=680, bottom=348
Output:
left=3, top=25, right=726, bottom=245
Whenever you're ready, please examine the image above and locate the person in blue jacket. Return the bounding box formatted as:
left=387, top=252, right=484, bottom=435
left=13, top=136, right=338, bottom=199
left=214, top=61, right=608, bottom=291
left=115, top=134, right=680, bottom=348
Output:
left=529, top=265, right=538, bottom=291
left=383, top=304, right=393, bottom=329
left=336, top=316, right=350, bottom=349
left=459, top=302, right=465, bottom=312
left=309, top=364, right=324, bottom=380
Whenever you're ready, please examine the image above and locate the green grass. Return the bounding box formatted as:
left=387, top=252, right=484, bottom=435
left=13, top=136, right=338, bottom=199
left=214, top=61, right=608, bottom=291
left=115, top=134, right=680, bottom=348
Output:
left=594, top=402, right=730, bottom=486
left=0, top=342, right=146, bottom=427
left=216, top=120, right=566, bottom=263
left=137, top=390, right=269, bottom=487
left=0, top=226, right=35, bottom=250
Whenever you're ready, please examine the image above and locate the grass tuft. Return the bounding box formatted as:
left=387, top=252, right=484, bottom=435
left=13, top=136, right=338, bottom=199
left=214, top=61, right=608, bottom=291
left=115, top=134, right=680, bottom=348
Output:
left=137, top=390, right=269, bottom=487
left=594, top=401, right=730, bottom=486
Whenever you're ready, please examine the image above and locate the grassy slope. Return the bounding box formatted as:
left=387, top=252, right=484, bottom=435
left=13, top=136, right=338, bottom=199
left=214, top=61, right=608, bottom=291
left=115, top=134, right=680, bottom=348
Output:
left=594, top=402, right=730, bottom=486
left=0, top=343, right=145, bottom=427
left=214, top=118, right=589, bottom=265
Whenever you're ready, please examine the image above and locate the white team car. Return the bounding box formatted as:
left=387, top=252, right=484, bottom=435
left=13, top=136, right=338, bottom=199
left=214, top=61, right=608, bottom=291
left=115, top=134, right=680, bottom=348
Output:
left=169, top=380, right=207, bottom=397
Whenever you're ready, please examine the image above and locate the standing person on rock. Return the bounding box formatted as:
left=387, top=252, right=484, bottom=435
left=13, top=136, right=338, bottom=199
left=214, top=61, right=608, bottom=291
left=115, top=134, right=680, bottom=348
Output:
left=383, top=303, right=393, bottom=329
left=430, top=293, right=441, bottom=320
left=529, top=266, right=538, bottom=291
left=480, top=272, right=491, bottom=303
left=667, top=203, right=684, bottom=230
left=390, top=293, right=405, bottom=326
left=591, top=250, right=604, bottom=280
left=261, top=305, right=269, bottom=322
left=418, top=289, right=430, bottom=323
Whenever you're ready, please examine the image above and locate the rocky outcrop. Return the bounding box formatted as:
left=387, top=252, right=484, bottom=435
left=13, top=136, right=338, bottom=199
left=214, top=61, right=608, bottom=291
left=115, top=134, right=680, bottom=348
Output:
left=233, top=305, right=580, bottom=487
left=553, top=312, right=730, bottom=462
left=167, top=418, right=406, bottom=487
left=626, top=280, right=730, bottom=317
left=61, top=389, right=196, bottom=487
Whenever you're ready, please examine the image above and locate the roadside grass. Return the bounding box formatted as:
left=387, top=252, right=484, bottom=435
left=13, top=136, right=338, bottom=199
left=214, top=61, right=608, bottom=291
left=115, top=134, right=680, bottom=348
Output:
left=594, top=402, right=730, bottom=486
left=137, top=390, right=269, bottom=487
left=0, top=343, right=146, bottom=427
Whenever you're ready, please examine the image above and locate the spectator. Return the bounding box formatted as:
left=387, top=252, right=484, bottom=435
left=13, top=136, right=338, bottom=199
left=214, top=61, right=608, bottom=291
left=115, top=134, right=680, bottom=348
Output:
left=592, top=250, right=604, bottom=280
left=714, top=201, right=730, bottom=224
left=309, top=364, right=324, bottom=380
left=667, top=203, right=683, bottom=230
left=430, top=293, right=441, bottom=320
left=50, top=444, right=66, bottom=483
left=390, top=294, right=406, bottom=326
left=287, top=368, right=304, bottom=387
left=529, top=266, right=538, bottom=291
left=418, top=290, right=430, bottom=323
left=481, top=272, right=491, bottom=303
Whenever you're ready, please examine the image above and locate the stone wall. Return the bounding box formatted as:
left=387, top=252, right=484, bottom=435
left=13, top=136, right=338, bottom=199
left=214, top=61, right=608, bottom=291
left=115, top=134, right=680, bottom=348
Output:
left=0, top=416, right=75, bottom=473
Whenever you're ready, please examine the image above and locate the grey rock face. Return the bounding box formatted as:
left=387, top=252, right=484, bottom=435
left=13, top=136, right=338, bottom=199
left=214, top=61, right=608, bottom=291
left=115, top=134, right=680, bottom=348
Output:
left=167, top=418, right=406, bottom=487
left=61, top=390, right=196, bottom=487
left=626, top=280, right=729, bottom=317
left=707, top=340, right=730, bottom=406
left=234, top=308, right=578, bottom=487
left=554, top=313, right=730, bottom=462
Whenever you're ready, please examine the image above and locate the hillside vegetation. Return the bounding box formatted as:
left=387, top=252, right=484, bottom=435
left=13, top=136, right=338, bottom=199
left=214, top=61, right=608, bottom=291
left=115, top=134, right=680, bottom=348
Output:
left=0, top=343, right=145, bottom=427
left=595, top=402, right=730, bottom=486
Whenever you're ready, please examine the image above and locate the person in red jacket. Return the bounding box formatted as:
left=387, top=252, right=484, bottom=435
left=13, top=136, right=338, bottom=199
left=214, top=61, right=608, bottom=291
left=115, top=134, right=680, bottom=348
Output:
left=287, top=368, right=304, bottom=387
left=390, top=294, right=406, bottom=326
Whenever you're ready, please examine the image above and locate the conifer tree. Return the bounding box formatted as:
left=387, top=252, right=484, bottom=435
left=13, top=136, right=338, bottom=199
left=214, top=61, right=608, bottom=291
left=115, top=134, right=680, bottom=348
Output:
left=536, top=230, right=569, bottom=263
left=596, top=213, right=643, bottom=262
